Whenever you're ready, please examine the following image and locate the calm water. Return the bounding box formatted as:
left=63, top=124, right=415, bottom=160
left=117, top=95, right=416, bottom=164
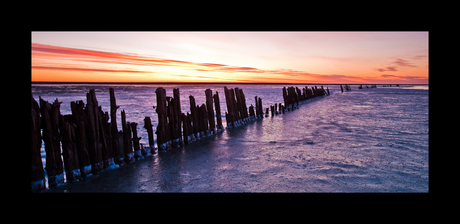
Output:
left=33, top=84, right=429, bottom=192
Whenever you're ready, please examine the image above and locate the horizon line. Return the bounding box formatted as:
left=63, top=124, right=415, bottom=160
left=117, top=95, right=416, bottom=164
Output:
left=31, top=81, right=428, bottom=86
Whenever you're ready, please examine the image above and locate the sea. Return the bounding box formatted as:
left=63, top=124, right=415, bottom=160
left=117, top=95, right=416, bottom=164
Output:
left=32, top=83, right=429, bottom=192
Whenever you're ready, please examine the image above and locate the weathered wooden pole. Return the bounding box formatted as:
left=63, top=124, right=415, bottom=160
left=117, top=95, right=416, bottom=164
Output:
left=172, top=88, right=182, bottom=146
left=340, top=85, right=344, bottom=93
left=258, top=97, right=263, bottom=118
left=39, top=97, right=64, bottom=188
left=70, top=100, right=92, bottom=177
left=97, top=107, right=113, bottom=169
left=224, top=86, right=234, bottom=128
left=121, top=110, right=134, bottom=163
left=213, top=91, right=223, bottom=131
left=205, top=89, right=216, bottom=134
left=130, top=122, right=143, bottom=160
left=327, top=87, right=330, bottom=95
left=249, top=104, right=255, bottom=119
left=155, top=87, right=167, bottom=151
left=60, top=114, right=81, bottom=182
left=181, top=113, right=189, bottom=144
left=31, top=96, right=45, bottom=192
left=86, top=90, right=103, bottom=174
left=109, top=88, right=123, bottom=165
left=189, top=95, right=199, bottom=138
left=143, top=116, right=155, bottom=153
left=282, top=87, right=287, bottom=110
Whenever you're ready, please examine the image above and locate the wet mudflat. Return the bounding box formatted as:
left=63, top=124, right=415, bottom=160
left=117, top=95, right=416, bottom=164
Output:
left=44, top=87, right=428, bottom=192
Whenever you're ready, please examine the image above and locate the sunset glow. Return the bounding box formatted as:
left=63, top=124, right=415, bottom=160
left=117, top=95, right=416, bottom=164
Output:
left=31, top=32, right=428, bottom=84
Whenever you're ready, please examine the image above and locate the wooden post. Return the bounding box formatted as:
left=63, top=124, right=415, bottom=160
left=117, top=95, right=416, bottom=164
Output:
left=230, top=88, right=239, bottom=125
left=85, top=90, right=103, bottom=174
left=327, top=87, right=330, bottom=95
left=189, top=95, right=199, bottom=138
left=60, top=114, right=81, bottom=182
left=130, top=122, right=143, bottom=160
left=199, top=104, right=209, bottom=136
left=270, top=105, right=275, bottom=117
left=70, top=100, right=92, bottom=177
left=155, top=87, right=167, bottom=151
left=224, top=86, right=234, bottom=128
left=39, top=97, right=64, bottom=188
left=258, top=97, right=263, bottom=118
left=97, top=107, right=113, bottom=169
left=205, top=89, right=216, bottom=133
left=213, top=91, right=223, bottom=131
left=121, top=110, right=134, bottom=163
left=172, top=88, right=182, bottom=146
left=249, top=104, right=255, bottom=118
left=340, top=85, right=344, bottom=93
left=109, top=88, right=123, bottom=165
left=31, top=96, right=45, bottom=192
left=143, top=116, right=155, bottom=153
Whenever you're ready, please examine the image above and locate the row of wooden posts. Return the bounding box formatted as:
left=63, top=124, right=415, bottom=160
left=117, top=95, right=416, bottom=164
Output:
left=31, top=85, right=332, bottom=192
left=31, top=88, right=154, bottom=192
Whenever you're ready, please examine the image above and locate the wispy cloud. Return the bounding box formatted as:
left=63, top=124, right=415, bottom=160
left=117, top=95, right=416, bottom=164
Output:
left=32, top=66, right=149, bottom=73
left=375, top=57, right=418, bottom=73
left=392, top=58, right=417, bottom=67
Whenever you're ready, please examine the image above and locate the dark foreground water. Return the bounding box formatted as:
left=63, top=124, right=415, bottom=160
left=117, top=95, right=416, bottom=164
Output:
left=34, top=84, right=428, bottom=192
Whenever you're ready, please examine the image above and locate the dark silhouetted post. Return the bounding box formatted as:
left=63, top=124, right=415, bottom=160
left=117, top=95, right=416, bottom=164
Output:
left=131, top=122, right=143, bottom=160
left=155, top=87, right=167, bottom=151
left=31, top=96, right=45, bottom=192
left=205, top=89, right=216, bottom=133
left=70, top=100, right=92, bottom=177
left=40, top=97, right=64, bottom=188
left=60, top=114, right=81, bottom=183
left=143, top=116, right=155, bottom=153
left=110, top=88, right=123, bottom=165
left=214, top=91, right=223, bottom=131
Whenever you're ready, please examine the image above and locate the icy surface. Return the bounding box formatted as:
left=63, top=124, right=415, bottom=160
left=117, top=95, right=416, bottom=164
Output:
left=34, top=84, right=428, bottom=192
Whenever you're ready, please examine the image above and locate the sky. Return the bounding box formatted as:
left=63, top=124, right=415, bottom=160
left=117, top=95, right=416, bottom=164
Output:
left=31, top=32, right=428, bottom=84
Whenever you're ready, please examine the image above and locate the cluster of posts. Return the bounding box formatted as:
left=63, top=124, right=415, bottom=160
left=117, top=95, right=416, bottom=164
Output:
left=31, top=88, right=153, bottom=192
left=31, top=84, right=338, bottom=192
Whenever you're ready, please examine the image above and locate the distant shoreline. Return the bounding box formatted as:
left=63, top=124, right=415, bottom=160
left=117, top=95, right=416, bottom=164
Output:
left=31, top=81, right=428, bottom=86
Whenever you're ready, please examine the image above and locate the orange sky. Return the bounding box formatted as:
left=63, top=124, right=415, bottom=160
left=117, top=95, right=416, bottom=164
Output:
left=31, top=32, right=428, bottom=84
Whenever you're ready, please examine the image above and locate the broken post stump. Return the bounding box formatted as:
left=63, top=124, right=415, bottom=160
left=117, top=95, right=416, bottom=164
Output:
left=143, top=116, right=155, bottom=153
left=130, top=122, right=143, bottom=160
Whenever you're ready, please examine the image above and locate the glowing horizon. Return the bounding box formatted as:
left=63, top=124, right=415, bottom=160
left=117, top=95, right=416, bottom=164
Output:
left=31, top=32, right=428, bottom=84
